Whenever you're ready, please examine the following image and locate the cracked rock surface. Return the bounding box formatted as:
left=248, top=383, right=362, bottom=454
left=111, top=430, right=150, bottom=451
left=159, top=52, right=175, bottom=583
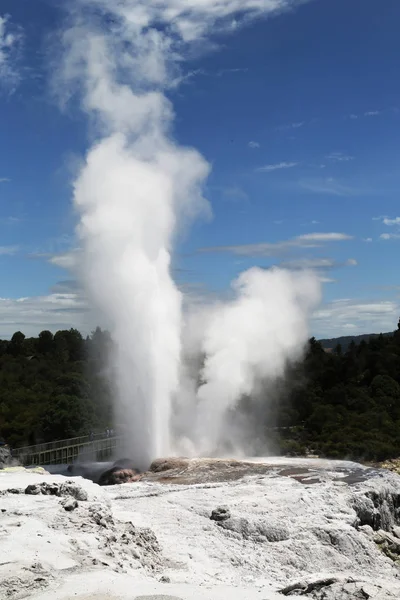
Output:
left=2, top=458, right=400, bottom=599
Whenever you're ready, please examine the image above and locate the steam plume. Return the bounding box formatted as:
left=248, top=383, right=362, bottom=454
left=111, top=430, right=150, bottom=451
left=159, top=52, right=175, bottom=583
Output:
left=59, top=0, right=317, bottom=468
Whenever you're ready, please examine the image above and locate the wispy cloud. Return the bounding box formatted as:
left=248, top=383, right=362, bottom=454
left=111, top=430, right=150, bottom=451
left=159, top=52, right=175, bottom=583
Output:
left=277, top=121, right=304, bottom=131
left=380, top=233, right=400, bottom=240
left=363, top=237, right=373, bottom=243
left=248, top=141, right=260, bottom=149
left=175, top=66, right=248, bottom=85
left=0, top=15, right=22, bottom=89
left=256, top=161, right=298, bottom=173
left=49, top=250, right=80, bottom=270
left=0, top=292, right=89, bottom=339
left=375, top=216, right=400, bottom=240
left=0, top=177, right=10, bottom=183
left=279, top=256, right=356, bottom=270
left=347, top=109, right=383, bottom=120
left=326, top=152, right=354, bottom=162
left=199, top=232, right=352, bottom=257
left=0, top=216, right=20, bottom=225
left=297, top=233, right=352, bottom=242
left=0, top=245, right=18, bottom=255
left=299, top=177, right=363, bottom=197
left=219, top=185, right=248, bottom=202
left=215, top=67, right=248, bottom=77
left=313, top=298, right=399, bottom=337
left=382, top=217, right=400, bottom=226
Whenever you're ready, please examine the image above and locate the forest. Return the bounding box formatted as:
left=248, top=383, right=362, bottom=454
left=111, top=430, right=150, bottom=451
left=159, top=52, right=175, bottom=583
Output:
left=1, top=321, right=400, bottom=462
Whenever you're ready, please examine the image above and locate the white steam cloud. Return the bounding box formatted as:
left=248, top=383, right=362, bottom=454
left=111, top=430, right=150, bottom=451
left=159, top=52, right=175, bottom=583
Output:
left=58, top=0, right=318, bottom=469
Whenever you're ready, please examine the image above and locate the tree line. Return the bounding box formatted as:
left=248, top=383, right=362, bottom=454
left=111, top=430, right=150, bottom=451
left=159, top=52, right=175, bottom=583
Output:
left=1, top=321, right=400, bottom=462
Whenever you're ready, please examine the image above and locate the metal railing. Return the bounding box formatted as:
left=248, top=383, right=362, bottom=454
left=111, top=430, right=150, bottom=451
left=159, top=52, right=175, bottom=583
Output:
left=12, top=431, right=110, bottom=458
left=12, top=433, right=119, bottom=466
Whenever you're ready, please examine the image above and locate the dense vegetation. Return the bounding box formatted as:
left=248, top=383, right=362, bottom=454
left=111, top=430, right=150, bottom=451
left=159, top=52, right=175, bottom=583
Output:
left=276, top=320, right=400, bottom=461
left=0, top=328, right=113, bottom=448
left=1, top=321, right=400, bottom=462
left=319, top=332, right=391, bottom=352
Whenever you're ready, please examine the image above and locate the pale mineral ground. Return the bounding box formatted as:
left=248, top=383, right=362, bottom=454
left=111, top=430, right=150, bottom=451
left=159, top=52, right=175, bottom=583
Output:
left=1, top=457, right=400, bottom=600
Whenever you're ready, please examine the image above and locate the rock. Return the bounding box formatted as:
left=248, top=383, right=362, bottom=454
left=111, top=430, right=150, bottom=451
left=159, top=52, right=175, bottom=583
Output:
left=98, top=467, right=141, bottom=486
left=24, top=481, right=88, bottom=500
left=160, top=575, right=171, bottom=583
left=149, top=457, right=190, bottom=473
left=373, top=529, right=400, bottom=562
left=218, top=516, right=290, bottom=542
left=59, top=482, right=88, bottom=501
left=351, top=493, right=378, bottom=529
left=210, top=506, right=231, bottom=522
left=254, top=520, right=290, bottom=542
left=61, top=497, right=78, bottom=512
left=393, top=525, right=400, bottom=539
left=25, top=484, right=42, bottom=495
left=0, top=445, right=13, bottom=468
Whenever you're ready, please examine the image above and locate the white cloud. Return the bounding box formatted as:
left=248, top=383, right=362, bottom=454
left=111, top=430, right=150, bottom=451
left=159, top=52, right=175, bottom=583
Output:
left=319, top=277, right=336, bottom=284
left=299, top=177, right=363, bottom=197
left=345, top=258, right=358, bottom=266
left=363, top=238, right=373, bottom=243
left=256, top=161, right=298, bottom=173
left=200, top=231, right=352, bottom=257
left=0, top=292, right=89, bottom=339
left=380, top=233, right=400, bottom=240
left=216, top=67, right=248, bottom=77
left=219, top=185, right=248, bottom=202
left=48, top=250, right=81, bottom=270
left=313, top=298, right=399, bottom=337
left=277, top=121, right=304, bottom=131
left=280, top=258, right=337, bottom=269
left=0, top=15, right=21, bottom=88
left=0, top=177, right=10, bottom=183
left=280, top=256, right=356, bottom=270
left=326, top=152, right=354, bottom=162
left=382, top=217, right=400, bottom=226
left=364, top=110, right=380, bottom=117
left=248, top=141, right=260, bottom=148
left=297, top=233, right=352, bottom=242
left=0, top=245, right=18, bottom=255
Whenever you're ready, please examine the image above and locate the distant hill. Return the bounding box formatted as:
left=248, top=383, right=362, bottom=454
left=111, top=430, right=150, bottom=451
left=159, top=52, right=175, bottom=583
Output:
left=319, top=331, right=392, bottom=351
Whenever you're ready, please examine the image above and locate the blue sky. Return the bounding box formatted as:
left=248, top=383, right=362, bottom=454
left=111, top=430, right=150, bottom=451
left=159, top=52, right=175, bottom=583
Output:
left=0, top=0, right=400, bottom=338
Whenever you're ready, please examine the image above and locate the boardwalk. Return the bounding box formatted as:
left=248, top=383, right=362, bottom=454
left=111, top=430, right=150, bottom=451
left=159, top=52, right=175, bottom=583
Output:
left=12, top=433, right=119, bottom=466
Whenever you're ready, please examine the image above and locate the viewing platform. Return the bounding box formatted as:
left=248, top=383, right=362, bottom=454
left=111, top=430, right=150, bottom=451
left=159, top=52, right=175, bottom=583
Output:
left=12, top=433, right=118, bottom=466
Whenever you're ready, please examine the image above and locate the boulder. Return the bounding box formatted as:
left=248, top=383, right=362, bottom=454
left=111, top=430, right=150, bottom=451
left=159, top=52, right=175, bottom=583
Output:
left=98, top=467, right=141, bottom=486
left=210, top=506, right=231, bottom=522
left=0, top=446, right=12, bottom=468
left=61, top=497, right=78, bottom=512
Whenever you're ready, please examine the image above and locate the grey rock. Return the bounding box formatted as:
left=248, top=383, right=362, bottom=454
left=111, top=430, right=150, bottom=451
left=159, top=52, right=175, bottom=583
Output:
left=59, top=482, right=88, bottom=501
left=135, top=597, right=183, bottom=600
left=210, top=506, right=231, bottom=522
left=392, top=525, right=400, bottom=539
left=25, top=484, right=42, bottom=495
left=0, top=445, right=15, bottom=468
left=61, top=497, right=78, bottom=512
left=254, top=520, right=290, bottom=542
left=24, top=481, right=88, bottom=501
left=218, top=516, right=289, bottom=542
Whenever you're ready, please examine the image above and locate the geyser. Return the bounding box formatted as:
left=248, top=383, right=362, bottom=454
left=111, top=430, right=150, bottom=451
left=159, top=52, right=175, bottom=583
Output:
left=59, top=0, right=319, bottom=470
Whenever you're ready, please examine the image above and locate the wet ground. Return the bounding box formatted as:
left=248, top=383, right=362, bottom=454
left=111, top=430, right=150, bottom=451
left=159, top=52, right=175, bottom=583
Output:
left=43, top=456, right=388, bottom=487
left=142, top=457, right=386, bottom=487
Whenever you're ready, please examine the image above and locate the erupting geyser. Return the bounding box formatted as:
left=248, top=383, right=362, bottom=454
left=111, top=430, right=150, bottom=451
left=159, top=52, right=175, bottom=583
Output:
left=58, top=0, right=320, bottom=471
